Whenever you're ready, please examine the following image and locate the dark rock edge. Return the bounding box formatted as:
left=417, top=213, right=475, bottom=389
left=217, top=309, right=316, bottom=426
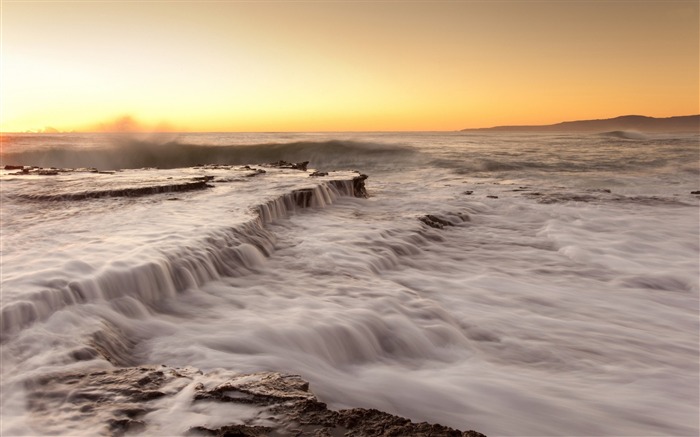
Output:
left=26, top=366, right=485, bottom=437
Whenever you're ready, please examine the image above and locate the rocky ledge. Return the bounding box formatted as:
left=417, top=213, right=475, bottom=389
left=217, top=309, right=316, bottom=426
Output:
left=25, top=366, right=485, bottom=437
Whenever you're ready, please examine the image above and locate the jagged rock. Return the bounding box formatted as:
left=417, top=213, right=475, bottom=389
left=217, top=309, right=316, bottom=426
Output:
left=353, top=174, right=369, bottom=198
left=277, top=399, right=485, bottom=437
left=24, top=366, right=486, bottom=437
left=4, top=165, right=23, bottom=170
left=268, top=160, right=309, bottom=171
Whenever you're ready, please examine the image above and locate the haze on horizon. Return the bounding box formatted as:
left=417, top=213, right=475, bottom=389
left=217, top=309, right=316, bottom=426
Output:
left=1, top=1, right=698, bottom=133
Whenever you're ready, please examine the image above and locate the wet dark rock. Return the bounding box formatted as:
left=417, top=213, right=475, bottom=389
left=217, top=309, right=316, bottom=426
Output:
left=419, top=212, right=470, bottom=229
left=420, top=215, right=453, bottom=229
left=353, top=174, right=369, bottom=198
left=486, top=195, right=499, bottom=199
left=4, top=165, right=24, bottom=170
left=24, top=366, right=485, bottom=437
left=186, top=424, right=274, bottom=437
left=24, top=366, right=176, bottom=436
left=273, top=399, right=487, bottom=436
left=533, top=193, right=598, bottom=204
left=328, top=174, right=369, bottom=198
left=463, top=190, right=473, bottom=195
left=310, top=171, right=329, bottom=177
left=194, top=372, right=485, bottom=437
left=268, top=160, right=309, bottom=171
left=691, top=191, right=700, bottom=194
left=23, top=181, right=212, bottom=201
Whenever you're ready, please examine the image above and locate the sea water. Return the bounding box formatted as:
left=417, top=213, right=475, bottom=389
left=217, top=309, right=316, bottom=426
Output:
left=1, top=132, right=698, bottom=436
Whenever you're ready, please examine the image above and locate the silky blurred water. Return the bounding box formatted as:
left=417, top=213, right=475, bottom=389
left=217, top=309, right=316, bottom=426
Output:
left=1, top=131, right=698, bottom=436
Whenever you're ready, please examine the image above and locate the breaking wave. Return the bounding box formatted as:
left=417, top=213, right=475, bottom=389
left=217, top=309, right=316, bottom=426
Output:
left=1, top=139, right=421, bottom=171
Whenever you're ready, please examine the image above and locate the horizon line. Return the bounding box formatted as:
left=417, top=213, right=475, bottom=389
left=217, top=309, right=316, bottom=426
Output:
left=3, top=114, right=698, bottom=135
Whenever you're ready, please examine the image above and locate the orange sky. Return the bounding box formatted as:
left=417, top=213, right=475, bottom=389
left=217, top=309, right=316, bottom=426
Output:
left=1, top=1, right=698, bottom=132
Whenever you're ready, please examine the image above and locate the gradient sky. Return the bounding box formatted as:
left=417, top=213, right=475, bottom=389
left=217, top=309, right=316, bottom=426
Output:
left=2, top=1, right=698, bottom=132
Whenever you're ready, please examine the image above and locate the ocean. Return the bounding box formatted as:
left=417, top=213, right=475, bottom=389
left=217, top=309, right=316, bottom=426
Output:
left=1, top=131, right=698, bottom=436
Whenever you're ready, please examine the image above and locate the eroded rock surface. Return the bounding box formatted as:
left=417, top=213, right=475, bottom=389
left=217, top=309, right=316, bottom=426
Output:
left=24, top=366, right=485, bottom=437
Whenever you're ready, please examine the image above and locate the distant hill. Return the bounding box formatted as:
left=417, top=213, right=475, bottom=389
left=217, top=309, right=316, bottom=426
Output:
left=462, top=115, right=700, bottom=133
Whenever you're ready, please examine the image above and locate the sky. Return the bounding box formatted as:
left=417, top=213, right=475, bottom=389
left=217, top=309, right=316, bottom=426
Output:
left=1, top=0, right=698, bottom=132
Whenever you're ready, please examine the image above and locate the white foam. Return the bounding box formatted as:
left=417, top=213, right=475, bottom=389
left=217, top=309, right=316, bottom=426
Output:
left=1, top=132, right=698, bottom=436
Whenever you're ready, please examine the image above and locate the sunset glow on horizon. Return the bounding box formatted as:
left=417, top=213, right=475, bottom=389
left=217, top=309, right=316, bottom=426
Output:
left=2, top=1, right=698, bottom=133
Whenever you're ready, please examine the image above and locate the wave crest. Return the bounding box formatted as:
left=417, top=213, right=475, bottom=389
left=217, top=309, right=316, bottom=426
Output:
left=1, top=139, right=419, bottom=171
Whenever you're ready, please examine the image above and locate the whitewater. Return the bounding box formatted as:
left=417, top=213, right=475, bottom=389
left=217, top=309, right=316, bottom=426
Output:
left=1, top=131, right=698, bottom=436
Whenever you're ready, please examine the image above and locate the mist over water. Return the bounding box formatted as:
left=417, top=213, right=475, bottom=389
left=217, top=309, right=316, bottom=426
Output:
left=1, top=132, right=698, bottom=436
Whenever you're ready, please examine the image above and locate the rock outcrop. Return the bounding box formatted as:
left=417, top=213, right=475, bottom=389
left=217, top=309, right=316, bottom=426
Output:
left=267, top=160, right=310, bottom=171
left=25, top=366, right=486, bottom=437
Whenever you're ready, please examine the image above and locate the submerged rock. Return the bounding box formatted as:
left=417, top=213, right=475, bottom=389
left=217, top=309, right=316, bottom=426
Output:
left=24, top=366, right=486, bottom=437
left=420, top=215, right=453, bottom=229
left=419, top=212, right=470, bottom=229
left=246, top=168, right=267, bottom=177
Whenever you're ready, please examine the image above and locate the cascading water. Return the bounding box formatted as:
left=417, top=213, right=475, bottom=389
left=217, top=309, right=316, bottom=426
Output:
left=1, top=132, right=698, bottom=436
